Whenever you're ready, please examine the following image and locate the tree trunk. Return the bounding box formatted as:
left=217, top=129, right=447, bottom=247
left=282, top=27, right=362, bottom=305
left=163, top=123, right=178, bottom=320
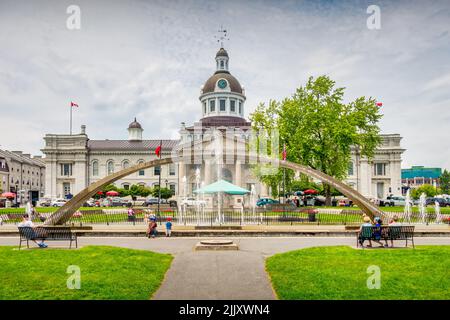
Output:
left=324, top=184, right=332, bottom=206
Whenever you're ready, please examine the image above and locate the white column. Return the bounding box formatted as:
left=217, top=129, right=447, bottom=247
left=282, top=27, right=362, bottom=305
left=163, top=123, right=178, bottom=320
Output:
left=235, top=160, right=242, bottom=187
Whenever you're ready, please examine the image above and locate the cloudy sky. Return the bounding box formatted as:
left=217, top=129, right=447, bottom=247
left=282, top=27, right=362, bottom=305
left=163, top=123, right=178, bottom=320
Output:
left=0, top=0, right=449, bottom=169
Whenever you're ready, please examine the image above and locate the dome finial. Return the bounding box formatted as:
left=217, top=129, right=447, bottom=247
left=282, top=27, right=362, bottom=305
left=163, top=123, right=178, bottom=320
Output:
left=214, top=25, right=229, bottom=49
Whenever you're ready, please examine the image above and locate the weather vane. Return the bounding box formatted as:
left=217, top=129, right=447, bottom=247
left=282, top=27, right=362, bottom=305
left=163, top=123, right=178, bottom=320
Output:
left=214, top=25, right=229, bottom=48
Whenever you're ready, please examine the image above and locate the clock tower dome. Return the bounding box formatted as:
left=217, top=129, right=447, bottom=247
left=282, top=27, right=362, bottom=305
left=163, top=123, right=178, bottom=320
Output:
left=199, top=46, right=246, bottom=119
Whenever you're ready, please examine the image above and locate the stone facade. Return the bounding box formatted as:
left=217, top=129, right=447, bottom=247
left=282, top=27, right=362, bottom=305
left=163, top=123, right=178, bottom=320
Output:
left=0, top=149, right=45, bottom=204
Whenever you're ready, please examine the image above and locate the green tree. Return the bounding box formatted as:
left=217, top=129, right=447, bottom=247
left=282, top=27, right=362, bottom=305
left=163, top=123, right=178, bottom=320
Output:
left=411, top=184, right=437, bottom=199
left=250, top=75, right=382, bottom=205
left=151, top=186, right=173, bottom=199
left=440, top=169, right=450, bottom=194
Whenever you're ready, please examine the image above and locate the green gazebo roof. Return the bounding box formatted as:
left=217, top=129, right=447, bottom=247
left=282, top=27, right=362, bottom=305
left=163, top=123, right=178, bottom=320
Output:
left=193, top=179, right=250, bottom=195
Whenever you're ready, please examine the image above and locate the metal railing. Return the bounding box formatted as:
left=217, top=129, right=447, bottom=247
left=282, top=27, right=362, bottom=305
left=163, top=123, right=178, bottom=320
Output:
left=1, top=207, right=448, bottom=226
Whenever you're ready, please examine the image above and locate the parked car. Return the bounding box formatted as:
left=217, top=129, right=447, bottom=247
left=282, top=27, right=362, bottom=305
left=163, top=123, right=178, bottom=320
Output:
left=38, top=198, right=52, bottom=207
left=144, top=198, right=160, bottom=206
left=110, top=197, right=128, bottom=207
left=382, top=196, right=408, bottom=207
left=426, top=197, right=449, bottom=207
left=256, top=198, right=280, bottom=207
left=180, top=197, right=207, bottom=207
left=51, top=199, right=67, bottom=207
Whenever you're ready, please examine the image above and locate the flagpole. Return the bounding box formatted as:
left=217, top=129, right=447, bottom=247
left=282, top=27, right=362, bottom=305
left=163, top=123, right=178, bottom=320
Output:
left=70, top=103, right=72, bottom=135
left=157, top=140, right=162, bottom=216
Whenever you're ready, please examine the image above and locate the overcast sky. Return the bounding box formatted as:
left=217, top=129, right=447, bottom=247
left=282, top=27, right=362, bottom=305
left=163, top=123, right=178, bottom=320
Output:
left=0, top=0, right=449, bottom=169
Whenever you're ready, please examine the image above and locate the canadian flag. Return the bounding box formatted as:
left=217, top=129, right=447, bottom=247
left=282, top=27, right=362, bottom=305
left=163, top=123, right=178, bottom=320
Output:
left=70, top=101, right=79, bottom=107
left=376, top=102, right=383, bottom=107
left=155, top=144, right=161, bottom=157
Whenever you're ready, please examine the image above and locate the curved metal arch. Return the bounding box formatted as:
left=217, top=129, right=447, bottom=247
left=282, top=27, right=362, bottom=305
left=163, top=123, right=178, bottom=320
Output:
left=45, top=155, right=382, bottom=225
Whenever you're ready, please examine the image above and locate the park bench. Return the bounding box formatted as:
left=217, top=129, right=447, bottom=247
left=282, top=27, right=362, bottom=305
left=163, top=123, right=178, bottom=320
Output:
left=357, top=225, right=415, bottom=248
left=18, top=226, right=78, bottom=250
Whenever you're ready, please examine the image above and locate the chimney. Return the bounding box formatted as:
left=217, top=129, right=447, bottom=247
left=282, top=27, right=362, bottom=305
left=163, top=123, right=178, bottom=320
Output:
left=81, top=125, right=86, bottom=134
left=180, top=122, right=186, bottom=130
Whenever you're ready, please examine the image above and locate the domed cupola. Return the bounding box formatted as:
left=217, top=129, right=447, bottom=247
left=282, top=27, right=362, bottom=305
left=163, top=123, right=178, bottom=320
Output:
left=199, top=47, right=246, bottom=119
left=128, top=117, right=143, bottom=141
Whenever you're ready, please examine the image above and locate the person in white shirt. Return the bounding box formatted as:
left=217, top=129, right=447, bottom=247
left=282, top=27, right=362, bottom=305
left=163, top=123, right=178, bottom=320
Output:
left=18, top=215, right=47, bottom=248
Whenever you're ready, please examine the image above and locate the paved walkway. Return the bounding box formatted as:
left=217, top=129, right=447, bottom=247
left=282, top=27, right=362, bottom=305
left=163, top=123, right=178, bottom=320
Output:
left=1, top=236, right=450, bottom=299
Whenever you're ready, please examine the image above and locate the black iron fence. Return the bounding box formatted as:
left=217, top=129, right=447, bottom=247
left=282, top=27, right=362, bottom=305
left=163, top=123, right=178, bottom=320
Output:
left=1, top=207, right=448, bottom=226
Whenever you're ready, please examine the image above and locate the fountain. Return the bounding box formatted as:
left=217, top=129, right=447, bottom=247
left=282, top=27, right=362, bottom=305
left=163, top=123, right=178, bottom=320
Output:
left=435, top=200, right=442, bottom=224
left=418, top=192, right=427, bottom=224
left=25, top=201, right=33, bottom=221
left=404, top=189, right=412, bottom=223
left=250, top=184, right=257, bottom=224
left=195, top=167, right=201, bottom=225
left=213, top=130, right=223, bottom=224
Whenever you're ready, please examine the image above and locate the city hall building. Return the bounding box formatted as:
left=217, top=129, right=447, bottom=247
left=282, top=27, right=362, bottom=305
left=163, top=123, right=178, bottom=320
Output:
left=42, top=47, right=405, bottom=203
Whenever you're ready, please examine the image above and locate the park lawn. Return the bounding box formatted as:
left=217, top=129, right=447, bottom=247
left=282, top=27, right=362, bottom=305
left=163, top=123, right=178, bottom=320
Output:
left=0, top=246, right=173, bottom=300
left=266, top=246, right=450, bottom=300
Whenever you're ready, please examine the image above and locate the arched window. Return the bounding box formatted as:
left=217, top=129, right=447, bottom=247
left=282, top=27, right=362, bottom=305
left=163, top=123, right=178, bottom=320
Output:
left=92, top=161, right=99, bottom=176
left=122, top=160, right=130, bottom=169
left=137, top=160, right=145, bottom=176
left=107, top=160, right=114, bottom=175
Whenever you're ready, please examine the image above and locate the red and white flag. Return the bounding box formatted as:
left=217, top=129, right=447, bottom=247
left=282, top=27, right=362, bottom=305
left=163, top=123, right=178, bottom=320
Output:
left=376, top=102, right=383, bottom=107
left=70, top=101, right=79, bottom=107
left=155, top=144, right=162, bottom=157
left=282, top=144, right=287, bottom=161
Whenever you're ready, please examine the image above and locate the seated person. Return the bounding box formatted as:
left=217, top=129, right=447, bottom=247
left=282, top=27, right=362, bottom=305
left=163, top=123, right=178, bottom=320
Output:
left=373, top=217, right=388, bottom=248
left=358, top=216, right=373, bottom=247
left=18, top=215, right=47, bottom=248
left=388, top=215, right=402, bottom=248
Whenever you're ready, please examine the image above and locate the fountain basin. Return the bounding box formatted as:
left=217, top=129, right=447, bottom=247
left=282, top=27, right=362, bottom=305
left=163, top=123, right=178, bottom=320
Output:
left=195, top=239, right=239, bottom=251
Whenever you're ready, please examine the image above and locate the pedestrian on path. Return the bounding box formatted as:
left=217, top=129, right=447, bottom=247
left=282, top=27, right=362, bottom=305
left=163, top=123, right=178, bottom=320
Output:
left=165, top=217, right=172, bottom=237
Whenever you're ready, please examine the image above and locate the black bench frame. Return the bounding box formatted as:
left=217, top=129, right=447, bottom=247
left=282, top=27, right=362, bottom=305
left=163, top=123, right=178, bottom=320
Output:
left=357, top=225, right=415, bottom=248
left=18, top=226, right=78, bottom=250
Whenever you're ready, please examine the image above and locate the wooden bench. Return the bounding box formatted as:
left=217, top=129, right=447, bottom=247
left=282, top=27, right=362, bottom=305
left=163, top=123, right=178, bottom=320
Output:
left=18, top=226, right=78, bottom=250
left=357, top=225, right=415, bottom=248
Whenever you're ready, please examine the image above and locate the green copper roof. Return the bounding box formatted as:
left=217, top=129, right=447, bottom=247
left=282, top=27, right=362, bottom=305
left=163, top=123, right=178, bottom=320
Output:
left=401, top=166, right=442, bottom=179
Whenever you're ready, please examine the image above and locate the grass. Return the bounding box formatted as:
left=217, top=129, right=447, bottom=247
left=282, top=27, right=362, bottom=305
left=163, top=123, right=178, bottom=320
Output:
left=0, top=245, right=173, bottom=300
left=266, top=246, right=450, bottom=300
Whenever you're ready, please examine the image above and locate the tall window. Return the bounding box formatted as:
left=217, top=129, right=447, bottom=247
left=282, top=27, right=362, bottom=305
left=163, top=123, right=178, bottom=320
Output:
left=203, top=102, right=207, bottom=114
left=219, top=99, right=226, bottom=112
left=154, top=166, right=161, bottom=176
left=169, top=184, right=176, bottom=195
left=107, top=161, right=114, bottom=175
left=169, top=164, right=176, bottom=176
left=374, top=163, right=386, bottom=176
left=238, top=101, right=242, bottom=114
left=348, top=161, right=354, bottom=176
left=230, top=100, right=236, bottom=112
left=60, top=163, right=72, bottom=176
left=138, top=160, right=145, bottom=176
left=209, top=100, right=215, bottom=112
left=122, top=160, right=130, bottom=169
left=123, top=184, right=130, bottom=190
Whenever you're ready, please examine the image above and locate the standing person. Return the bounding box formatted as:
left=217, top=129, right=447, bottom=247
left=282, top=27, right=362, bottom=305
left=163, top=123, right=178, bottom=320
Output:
left=165, top=217, right=173, bottom=237
left=127, top=207, right=135, bottom=222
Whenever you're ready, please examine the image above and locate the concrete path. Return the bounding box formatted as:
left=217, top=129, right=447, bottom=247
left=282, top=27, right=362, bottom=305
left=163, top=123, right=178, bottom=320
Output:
left=1, top=236, right=450, bottom=300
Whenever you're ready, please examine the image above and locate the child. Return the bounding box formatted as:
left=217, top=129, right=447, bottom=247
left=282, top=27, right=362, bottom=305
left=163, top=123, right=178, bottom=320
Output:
left=165, top=217, right=173, bottom=237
